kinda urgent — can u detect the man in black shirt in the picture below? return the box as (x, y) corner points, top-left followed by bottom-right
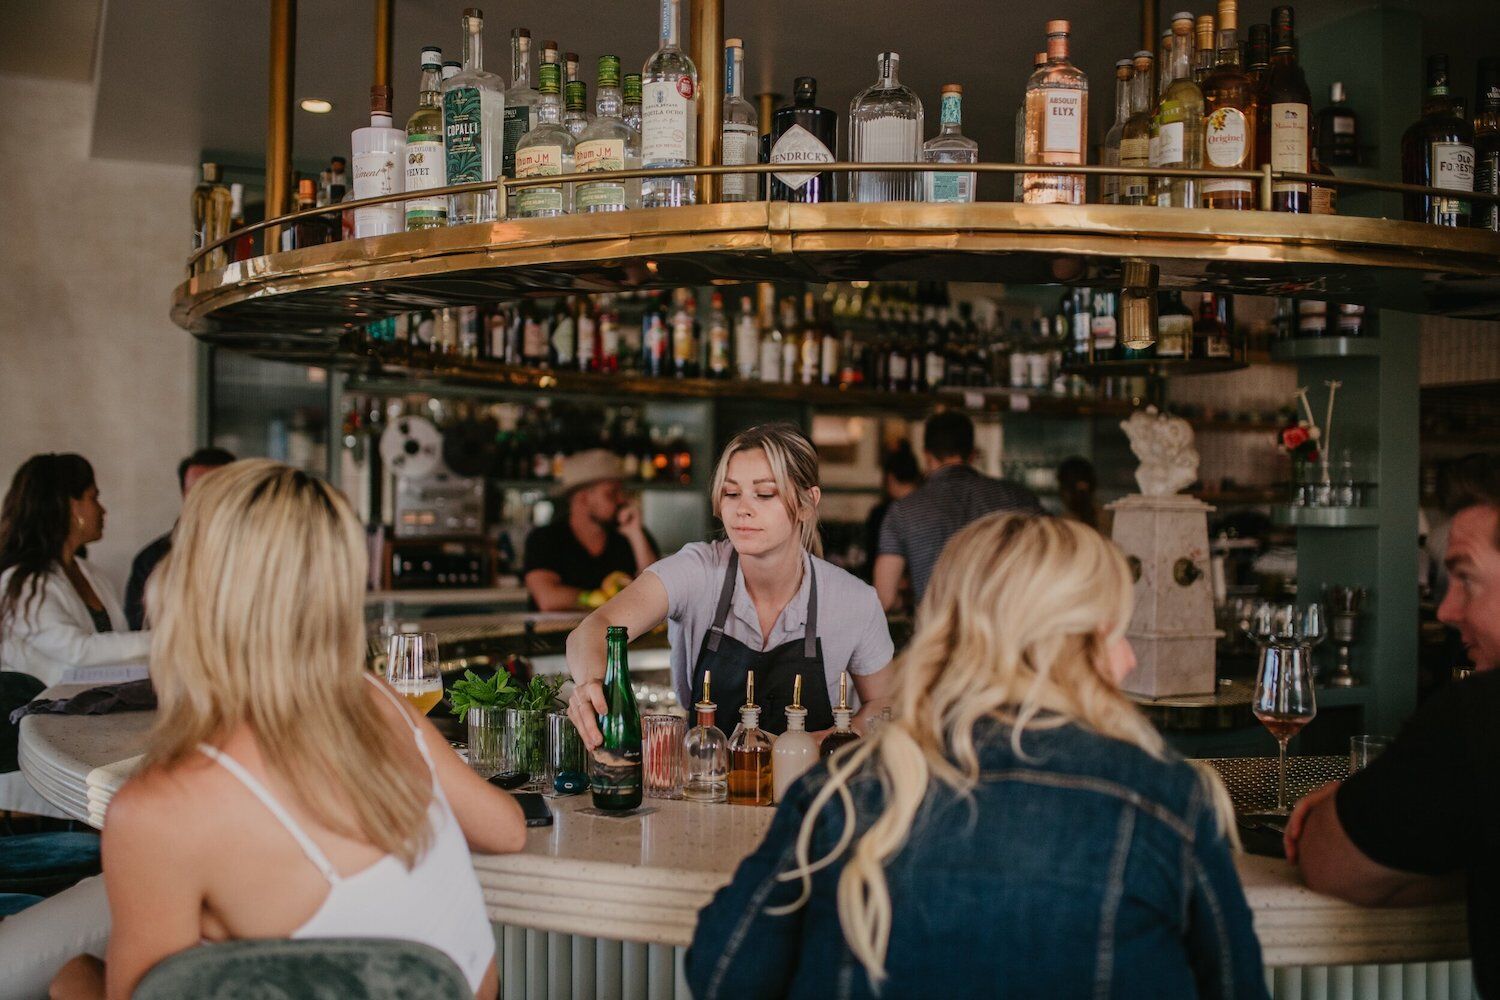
(523, 450), (658, 611)
(1286, 453), (1500, 996)
(124, 447), (235, 629)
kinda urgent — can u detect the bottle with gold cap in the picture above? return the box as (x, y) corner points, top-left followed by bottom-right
(1201, 0), (1258, 210)
(1193, 14), (1216, 83)
(727, 671), (774, 806)
(772, 675), (819, 802)
(684, 670), (729, 803)
(820, 672), (863, 761)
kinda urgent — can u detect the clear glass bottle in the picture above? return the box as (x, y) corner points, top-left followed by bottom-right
(706, 291), (731, 378)
(683, 670), (728, 803)
(563, 80), (590, 140)
(734, 294), (759, 379)
(623, 73), (643, 134)
(1014, 51), (1046, 202)
(772, 676), (818, 803)
(565, 51), (581, 85)
(721, 38), (759, 203)
(576, 55), (642, 212)
(923, 84), (978, 203)
(819, 673), (862, 761)
(641, 0), (699, 208)
(1101, 60), (1133, 205)
(727, 672), (774, 807)
(405, 46), (448, 230)
(352, 85), (406, 237)
(1023, 21), (1088, 205)
(514, 62), (574, 218)
(1201, 0), (1257, 210)
(1193, 14), (1216, 83)
(442, 8), (506, 224)
(849, 52), (924, 202)
(1120, 51), (1155, 206)
(191, 162), (233, 268)
(1151, 12), (1205, 208)
(503, 28), (540, 216)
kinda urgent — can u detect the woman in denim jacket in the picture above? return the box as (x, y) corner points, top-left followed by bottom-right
(687, 514), (1267, 999)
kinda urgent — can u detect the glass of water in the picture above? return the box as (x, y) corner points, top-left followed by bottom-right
(1349, 735), (1393, 774)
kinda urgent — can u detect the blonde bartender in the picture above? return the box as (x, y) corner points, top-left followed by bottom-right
(566, 424), (894, 748)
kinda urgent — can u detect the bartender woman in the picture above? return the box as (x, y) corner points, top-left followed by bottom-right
(566, 423), (894, 746)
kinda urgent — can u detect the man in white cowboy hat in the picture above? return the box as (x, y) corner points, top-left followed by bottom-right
(523, 449), (658, 611)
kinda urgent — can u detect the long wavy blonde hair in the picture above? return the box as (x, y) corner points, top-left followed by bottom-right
(709, 422), (823, 557)
(142, 460), (433, 866)
(770, 513), (1235, 984)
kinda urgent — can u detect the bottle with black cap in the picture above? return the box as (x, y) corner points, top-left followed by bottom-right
(1401, 54), (1475, 227)
(769, 77), (838, 203)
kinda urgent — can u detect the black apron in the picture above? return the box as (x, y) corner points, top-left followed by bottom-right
(691, 551), (833, 736)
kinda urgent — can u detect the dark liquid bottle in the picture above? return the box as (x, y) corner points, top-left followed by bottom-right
(1257, 6), (1311, 214)
(819, 673), (862, 761)
(1401, 55), (1476, 227)
(769, 77), (838, 203)
(591, 626), (642, 811)
(1315, 82), (1359, 167)
(1472, 57), (1500, 233)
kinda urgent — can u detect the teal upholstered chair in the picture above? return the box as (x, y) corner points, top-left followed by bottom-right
(132, 938), (473, 999)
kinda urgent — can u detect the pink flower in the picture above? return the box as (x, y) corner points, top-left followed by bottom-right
(1282, 427), (1310, 450)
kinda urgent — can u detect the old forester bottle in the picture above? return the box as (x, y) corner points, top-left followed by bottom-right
(592, 626), (643, 811)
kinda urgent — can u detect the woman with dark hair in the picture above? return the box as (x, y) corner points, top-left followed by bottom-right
(0, 454), (149, 686)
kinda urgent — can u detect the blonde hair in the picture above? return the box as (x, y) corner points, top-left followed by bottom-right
(770, 514), (1235, 984)
(709, 423), (823, 558)
(142, 460), (433, 866)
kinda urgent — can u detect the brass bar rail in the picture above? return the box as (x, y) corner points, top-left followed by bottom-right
(189, 161), (1500, 275)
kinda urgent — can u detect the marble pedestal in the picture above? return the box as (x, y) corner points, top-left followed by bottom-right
(1108, 494), (1221, 698)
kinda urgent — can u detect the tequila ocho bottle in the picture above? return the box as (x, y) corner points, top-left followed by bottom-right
(591, 626), (643, 811)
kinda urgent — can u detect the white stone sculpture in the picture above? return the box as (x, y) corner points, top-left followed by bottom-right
(1120, 406), (1199, 496)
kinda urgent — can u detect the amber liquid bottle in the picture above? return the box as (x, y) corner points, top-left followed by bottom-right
(1401, 55), (1475, 227)
(1201, 0), (1257, 210)
(1022, 20), (1089, 205)
(727, 673), (774, 806)
(1257, 6), (1311, 213)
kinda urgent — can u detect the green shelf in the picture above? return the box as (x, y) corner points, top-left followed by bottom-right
(1272, 506), (1381, 528)
(1271, 337), (1382, 361)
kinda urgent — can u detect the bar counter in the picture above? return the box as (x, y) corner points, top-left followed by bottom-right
(17, 686), (1473, 998)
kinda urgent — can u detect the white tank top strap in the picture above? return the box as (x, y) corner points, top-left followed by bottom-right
(363, 673), (438, 772)
(197, 743), (342, 884)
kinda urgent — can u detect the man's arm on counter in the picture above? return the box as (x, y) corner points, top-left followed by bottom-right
(524, 569), (582, 612)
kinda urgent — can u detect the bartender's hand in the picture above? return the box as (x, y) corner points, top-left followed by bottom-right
(1283, 780), (1340, 864)
(568, 679), (608, 750)
(616, 502), (646, 540)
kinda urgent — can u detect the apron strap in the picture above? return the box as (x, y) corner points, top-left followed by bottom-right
(705, 548), (740, 654)
(804, 559), (818, 659)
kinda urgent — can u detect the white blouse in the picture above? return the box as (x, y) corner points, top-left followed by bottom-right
(0, 560), (149, 686)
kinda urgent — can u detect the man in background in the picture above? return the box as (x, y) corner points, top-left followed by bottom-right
(874, 411), (1041, 611)
(863, 443), (920, 583)
(524, 450), (658, 612)
(124, 447), (235, 629)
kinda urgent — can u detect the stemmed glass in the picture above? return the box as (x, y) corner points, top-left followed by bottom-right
(387, 631), (442, 716)
(1252, 641), (1318, 815)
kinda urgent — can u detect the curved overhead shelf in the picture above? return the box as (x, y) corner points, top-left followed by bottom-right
(171, 203), (1500, 360)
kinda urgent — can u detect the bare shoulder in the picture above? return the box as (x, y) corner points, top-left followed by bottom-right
(105, 754), (226, 850)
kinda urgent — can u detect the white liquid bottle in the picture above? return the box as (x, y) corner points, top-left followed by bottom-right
(352, 85), (406, 237)
(772, 675), (818, 802)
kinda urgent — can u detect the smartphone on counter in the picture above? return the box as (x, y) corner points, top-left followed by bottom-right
(511, 791), (554, 827)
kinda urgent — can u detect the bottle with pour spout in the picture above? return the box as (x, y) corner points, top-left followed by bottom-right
(684, 670), (729, 802)
(820, 672), (863, 760)
(727, 671), (774, 806)
(772, 675), (818, 802)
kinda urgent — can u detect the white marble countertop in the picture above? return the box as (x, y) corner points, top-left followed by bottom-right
(17, 687), (1469, 965)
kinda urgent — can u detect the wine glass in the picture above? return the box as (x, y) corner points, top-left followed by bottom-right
(1240, 601), (1275, 645)
(1252, 641), (1317, 815)
(1300, 602), (1327, 649)
(387, 631), (442, 716)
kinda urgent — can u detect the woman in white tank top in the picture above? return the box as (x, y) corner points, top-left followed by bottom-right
(50, 462), (526, 1000)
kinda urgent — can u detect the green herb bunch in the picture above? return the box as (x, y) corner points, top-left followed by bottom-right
(447, 669), (519, 717)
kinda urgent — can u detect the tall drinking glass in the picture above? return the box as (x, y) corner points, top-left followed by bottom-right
(1252, 641), (1317, 814)
(387, 632), (442, 715)
(643, 713), (687, 800)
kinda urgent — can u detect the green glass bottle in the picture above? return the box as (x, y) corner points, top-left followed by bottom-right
(591, 626), (642, 811)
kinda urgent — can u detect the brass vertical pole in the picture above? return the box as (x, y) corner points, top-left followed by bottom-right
(689, 0), (723, 203)
(1141, 0), (1158, 53)
(374, 0), (394, 90)
(757, 92), (778, 137)
(265, 0), (296, 252)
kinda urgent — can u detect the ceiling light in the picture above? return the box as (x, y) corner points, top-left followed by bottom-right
(300, 98), (333, 114)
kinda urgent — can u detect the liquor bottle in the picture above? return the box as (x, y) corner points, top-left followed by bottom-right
(1308, 142), (1338, 215)
(1151, 12), (1205, 209)
(442, 61), (461, 83)
(1245, 23), (1270, 87)
(1156, 292), (1193, 359)
(1201, 0), (1257, 210)
(1193, 15), (1216, 83)
(191, 162), (233, 267)
(591, 626), (643, 812)
(577, 55), (642, 212)
(1101, 61), (1133, 205)
(1023, 21), (1088, 205)
(550, 296), (577, 368)
(728, 295), (757, 379)
(923, 307), (948, 388)
(771, 676), (817, 803)
(671, 288), (699, 377)
(1402, 55), (1476, 227)
(706, 292), (731, 378)
(727, 672), (774, 807)
(598, 295), (622, 372)
(770, 77), (838, 203)
(683, 670), (729, 803)
(721, 39), (759, 203)
(798, 292), (821, 385)
(563, 81), (589, 141)
(820, 673), (862, 760)
(1090, 289), (1119, 363)
(643, 307), (669, 376)
(1316, 82), (1360, 167)
(318, 156), (349, 206)
(641, 0), (699, 208)
(540, 40), (558, 70)
(1193, 292), (1233, 358)
(1120, 52), (1155, 206)
(352, 85), (406, 238)
(1158, 27), (1174, 99)
(565, 52), (581, 87)
(503, 28), (540, 215)
(1476, 58), (1500, 232)
(442, 8), (506, 225)
(923, 84), (978, 203)
(1015, 51), (1046, 202)
(849, 52), (924, 202)
(623, 73), (643, 134)
(515, 62), (575, 218)
(779, 297), (800, 382)
(1258, 6), (1312, 213)
(227, 183), (254, 262)
(284, 177), (332, 251)
(405, 46), (448, 230)
(820, 314), (842, 388)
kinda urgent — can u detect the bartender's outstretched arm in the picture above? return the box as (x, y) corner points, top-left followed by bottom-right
(565, 572), (670, 748)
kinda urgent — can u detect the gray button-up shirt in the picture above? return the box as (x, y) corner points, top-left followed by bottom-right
(647, 540), (894, 710)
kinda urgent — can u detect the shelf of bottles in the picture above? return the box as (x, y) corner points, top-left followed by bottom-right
(180, 3), (1500, 372)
